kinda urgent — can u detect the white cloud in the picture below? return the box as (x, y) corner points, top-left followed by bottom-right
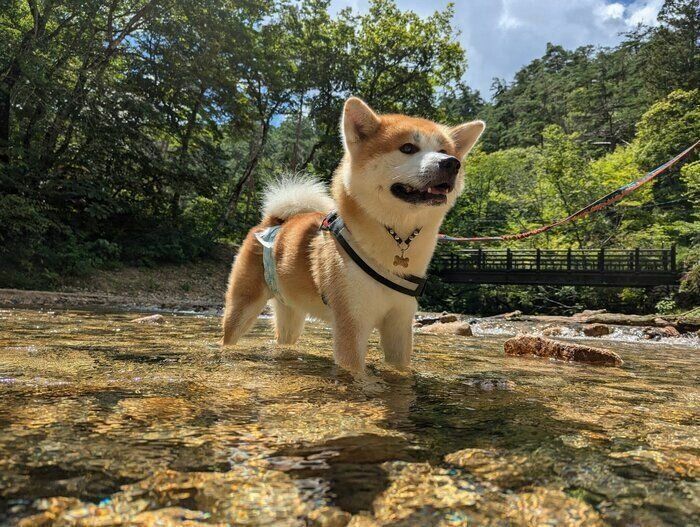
(597, 3), (625, 22)
(626, 0), (664, 27)
(329, 0), (664, 98)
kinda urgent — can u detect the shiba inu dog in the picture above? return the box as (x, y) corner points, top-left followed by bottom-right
(222, 97), (484, 372)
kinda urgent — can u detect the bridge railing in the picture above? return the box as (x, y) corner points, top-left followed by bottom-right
(434, 246), (677, 274)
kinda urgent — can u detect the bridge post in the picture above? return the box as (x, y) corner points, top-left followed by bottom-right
(536, 248), (541, 271)
(662, 248), (668, 271)
(567, 248), (572, 271)
(671, 245), (676, 272)
(635, 248), (641, 272)
(598, 248), (605, 272)
(478, 248), (483, 271)
(506, 248), (512, 270)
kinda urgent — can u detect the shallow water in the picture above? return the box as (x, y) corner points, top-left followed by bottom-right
(0, 308), (698, 526)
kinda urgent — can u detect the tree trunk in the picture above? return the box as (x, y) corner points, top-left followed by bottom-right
(216, 118), (271, 231)
(290, 92), (304, 171)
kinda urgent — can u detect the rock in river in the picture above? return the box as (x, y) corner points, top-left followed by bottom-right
(582, 323), (612, 337)
(504, 335), (623, 367)
(420, 321), (473, 336)
(643, 326), (681, 339)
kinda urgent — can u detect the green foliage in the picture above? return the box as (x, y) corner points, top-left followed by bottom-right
(0, 0), (466, 286)
(634, 89), (700, 168)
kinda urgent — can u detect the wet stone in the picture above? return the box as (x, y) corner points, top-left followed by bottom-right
(504, 335), (623, 367)
(419, 321), (473, 336)
(506, 487), (604, 526)
(643, 326), (681, 339)
(583, 323), (612, 337)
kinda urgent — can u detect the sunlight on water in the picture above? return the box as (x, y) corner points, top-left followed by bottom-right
(0, 309), (698, 526)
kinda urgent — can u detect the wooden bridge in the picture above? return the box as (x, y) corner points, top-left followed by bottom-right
(433, 247), (682, 287)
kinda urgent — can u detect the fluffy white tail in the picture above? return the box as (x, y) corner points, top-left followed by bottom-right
(262, 175), (334, 221)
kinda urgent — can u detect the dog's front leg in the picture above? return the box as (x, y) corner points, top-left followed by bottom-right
(379, 307), (415, 370)
(331, 309), (371, 373)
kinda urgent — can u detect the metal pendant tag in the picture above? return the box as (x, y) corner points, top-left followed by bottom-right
(393, 254), (409, 267)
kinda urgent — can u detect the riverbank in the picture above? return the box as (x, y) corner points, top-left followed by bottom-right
(2, 286), (698, 340)
(0, 249), (234, 313)
(1, 250), (698, 334)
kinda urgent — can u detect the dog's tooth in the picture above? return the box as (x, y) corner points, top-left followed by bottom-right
(427, 186), (449, 195)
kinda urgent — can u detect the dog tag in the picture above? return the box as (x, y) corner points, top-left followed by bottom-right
(393, 255), (409, 267)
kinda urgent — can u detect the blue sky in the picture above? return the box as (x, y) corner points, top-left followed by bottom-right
(330, 0), (664, 98)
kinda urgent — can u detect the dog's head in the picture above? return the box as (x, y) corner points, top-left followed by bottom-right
(339, 97), (484, 222)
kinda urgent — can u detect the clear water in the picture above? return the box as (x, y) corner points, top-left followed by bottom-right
(0, 309), (697, 526)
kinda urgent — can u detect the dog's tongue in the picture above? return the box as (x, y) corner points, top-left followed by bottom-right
(427, 186), (449, 195)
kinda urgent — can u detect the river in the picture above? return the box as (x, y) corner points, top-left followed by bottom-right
(0, 308), (697, 525)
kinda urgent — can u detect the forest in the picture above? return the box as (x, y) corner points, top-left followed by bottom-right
(1, 0), (698, 314)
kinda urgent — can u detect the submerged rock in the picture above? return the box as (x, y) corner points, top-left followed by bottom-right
(131, 314), (165, 324)
(420, 321), (473, 336)
(504, 335), (623, 367)
(438, 313), (458, 323)
(582, 323), (612, 337)
(309, 506), (352, 527)
(444, 448), (530, 488)
(506, 487), (604, 526)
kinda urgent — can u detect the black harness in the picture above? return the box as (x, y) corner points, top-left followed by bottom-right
(320, 211), (427, 298)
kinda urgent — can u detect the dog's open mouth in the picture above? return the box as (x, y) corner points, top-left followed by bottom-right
(390, 182), (453, 205)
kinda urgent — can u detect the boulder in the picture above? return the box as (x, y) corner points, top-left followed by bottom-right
(131, 314), (165, 324)
(504, 335), (623, 367)
(420, 321), (473, 337)
(582, 323), (612, 337)
(438, 313), (458, 324)
(503, 310), (523, 321)
(643, 326), (681, 339)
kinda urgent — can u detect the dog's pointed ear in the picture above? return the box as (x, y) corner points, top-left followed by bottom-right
(450, 120), (486, 160)
(342, 97), (380, 146)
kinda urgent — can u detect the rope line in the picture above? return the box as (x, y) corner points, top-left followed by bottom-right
(438, 140), (700, 243)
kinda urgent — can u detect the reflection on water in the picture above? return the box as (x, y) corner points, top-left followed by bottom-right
(0, 309), (697, 526)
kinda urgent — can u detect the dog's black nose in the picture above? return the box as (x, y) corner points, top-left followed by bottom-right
(439, 156), (461, 175)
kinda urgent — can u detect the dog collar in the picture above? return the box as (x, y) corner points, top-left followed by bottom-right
(320, 211), (427, 297)
(385, 225), (421, 268)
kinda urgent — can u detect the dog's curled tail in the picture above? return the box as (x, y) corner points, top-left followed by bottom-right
(262, 175), (335, 223)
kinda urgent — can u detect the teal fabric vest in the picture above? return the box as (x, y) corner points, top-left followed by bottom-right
(254, 226), (284, 301)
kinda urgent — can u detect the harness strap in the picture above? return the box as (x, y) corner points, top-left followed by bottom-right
(254, 225), (285, 302)
(320, 211), (427, 298)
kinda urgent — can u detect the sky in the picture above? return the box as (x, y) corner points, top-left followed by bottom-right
(330, 0), (664, 98)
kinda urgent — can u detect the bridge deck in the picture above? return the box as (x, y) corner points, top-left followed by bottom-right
(434, 247), (681, 287)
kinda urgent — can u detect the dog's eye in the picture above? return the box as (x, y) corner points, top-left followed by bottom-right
(399, 143), (419, 154)
(438, 149), (447, 154)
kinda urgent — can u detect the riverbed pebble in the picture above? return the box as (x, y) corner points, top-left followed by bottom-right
(504, 335), (623, 367)
(131, 314), (165, 324)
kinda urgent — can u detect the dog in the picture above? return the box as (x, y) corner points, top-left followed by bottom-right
(222, 97), (484, 372)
